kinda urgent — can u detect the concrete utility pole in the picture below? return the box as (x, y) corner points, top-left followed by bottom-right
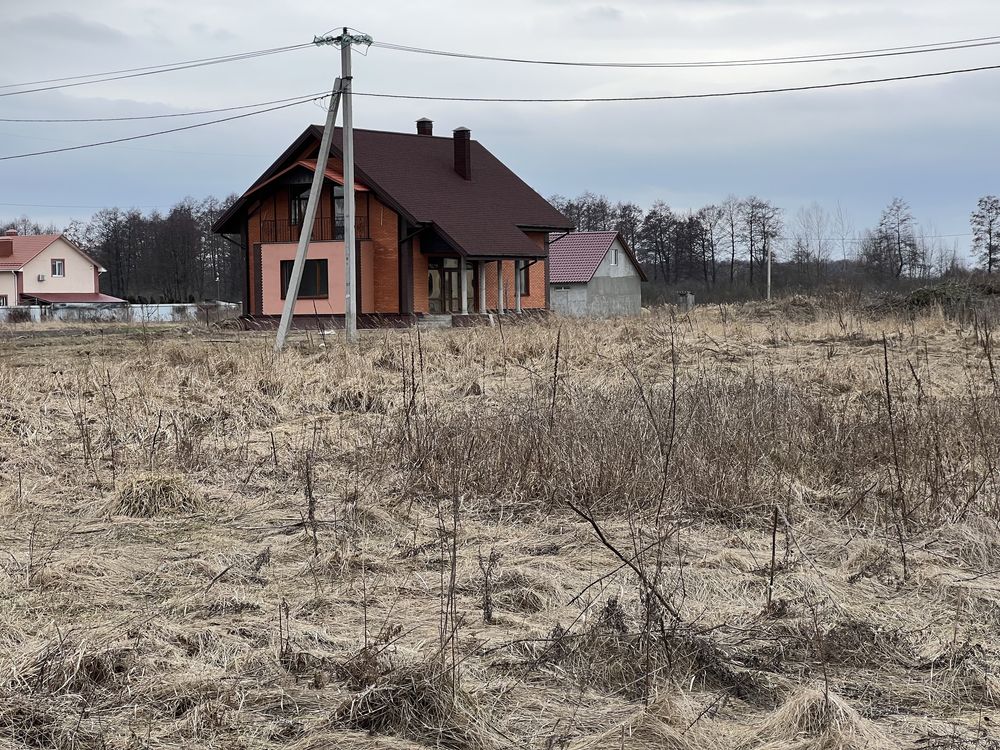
(274, 77), (343, 352)
(275, 29), (371, 352)
(766, 240), (772, 301)
(340, 28), (358, 344)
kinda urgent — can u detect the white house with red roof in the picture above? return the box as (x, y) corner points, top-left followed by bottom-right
(548, 231), (646, 317)
(0, 230), (123, 308)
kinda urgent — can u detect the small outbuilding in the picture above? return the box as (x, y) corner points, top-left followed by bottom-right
(548, 231), (646, 317)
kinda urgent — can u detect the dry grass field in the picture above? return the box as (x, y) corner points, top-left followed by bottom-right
(2, 297), (1000, 750)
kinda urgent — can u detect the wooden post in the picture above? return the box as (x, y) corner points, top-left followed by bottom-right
(459, 256), (468, 315)
(496, 260), (504, 314)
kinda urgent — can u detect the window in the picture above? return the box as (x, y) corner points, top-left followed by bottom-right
(0, 295), (7, 307)
(289, 185), (310, 226)
(518, 260), (531, 296)
(280, 259), (329, 299)
(51, 259), (66, 277)
(610, 245), (619, 266)
(290, 184), (345, 240)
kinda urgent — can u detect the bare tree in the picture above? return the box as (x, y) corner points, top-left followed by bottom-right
(878, 198), (919, 278)
(696, 205), (723, 286)
(792, 203), (833, 282)
(971, 195), (1000, 274)
(614, 201), (644, 251)
(720, 196), (741, 284)
(639, 201), (675, 282)
(833, 201), (855, 263)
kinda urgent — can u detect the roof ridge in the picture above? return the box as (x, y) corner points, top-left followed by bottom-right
(320, 124), (479, 142)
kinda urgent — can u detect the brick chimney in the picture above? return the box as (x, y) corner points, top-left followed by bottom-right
(416, 117), (433, 136)
(0, 237), (12, 257)
(453, 127), (471, 180)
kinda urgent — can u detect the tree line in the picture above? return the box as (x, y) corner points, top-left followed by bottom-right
(4, 191), (999, 304)
(550, 192), (1000, 295)
(3, 196), (240, 303)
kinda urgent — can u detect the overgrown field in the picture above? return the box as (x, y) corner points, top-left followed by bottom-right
(3, 297), (1000, 749)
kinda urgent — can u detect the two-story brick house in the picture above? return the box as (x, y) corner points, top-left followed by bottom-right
(213, 119), (574, 324)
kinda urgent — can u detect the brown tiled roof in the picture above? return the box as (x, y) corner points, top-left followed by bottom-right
(549, 231), (648, 283)
(0, 234), (61, 270)
(215, 125), (573, 258)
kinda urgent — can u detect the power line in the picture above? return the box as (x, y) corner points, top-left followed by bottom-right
(353, 62), (1000, 103)
(373, 33), (1000, 68)
(0, 91), (328, 123)
(0, 95), (325, 161)
(0, 43), (315, 98)
(3, 62), (998, 162)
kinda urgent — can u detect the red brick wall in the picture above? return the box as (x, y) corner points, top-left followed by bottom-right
(481, 258), (547, 310)
(412, 236), (429, 314)
(368, 195), (399, 314)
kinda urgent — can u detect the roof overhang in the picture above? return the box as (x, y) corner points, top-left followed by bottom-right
(22, 292), (126, 304)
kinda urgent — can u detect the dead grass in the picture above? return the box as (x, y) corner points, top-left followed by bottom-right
(1, 301), (1000, 749)
(738, 687), (898, 750)
(108, 472), (202, 517)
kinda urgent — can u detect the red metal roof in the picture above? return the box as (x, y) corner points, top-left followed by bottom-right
(0, 234), (61, 270)
(549, 231), (619, 283)
(22, 292), (126, 304)
(242, 159), (369, 197)
(549, 231), (648, 283)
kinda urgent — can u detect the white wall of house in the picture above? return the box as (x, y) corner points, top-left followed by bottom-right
(551, 238), (643, 317)
(20, 238), (99, 296)
(0, 272), (16, 305)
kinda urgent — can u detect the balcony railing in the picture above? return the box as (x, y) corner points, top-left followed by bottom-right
(260, 216), (370, 244)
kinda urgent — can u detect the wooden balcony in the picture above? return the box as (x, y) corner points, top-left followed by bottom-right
(260, 216), (370, 244)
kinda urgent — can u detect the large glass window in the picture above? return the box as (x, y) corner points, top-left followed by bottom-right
(280, 259), (329, 299)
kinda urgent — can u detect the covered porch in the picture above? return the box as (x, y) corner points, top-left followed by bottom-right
(426, 255), (542, 315)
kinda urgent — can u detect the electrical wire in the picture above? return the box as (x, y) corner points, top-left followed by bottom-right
(0, 43), (315, 98)
(0, 95), (325, 161)
(353, 62), (1000, 103)
(373, 34), (1000, 68)
(3, 61), (999, 161)
(0, 91), (328, 123)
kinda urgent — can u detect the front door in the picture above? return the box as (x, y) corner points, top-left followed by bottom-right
(428, 258), (474, 313)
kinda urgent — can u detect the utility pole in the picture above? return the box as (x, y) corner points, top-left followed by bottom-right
(275, 29), (371, 352)
(766, 240), (772, 301)
(340, 28), (358, 344)
(274, 76), (343, 352)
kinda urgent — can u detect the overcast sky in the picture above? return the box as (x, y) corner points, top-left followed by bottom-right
(2, 0), (998, 257)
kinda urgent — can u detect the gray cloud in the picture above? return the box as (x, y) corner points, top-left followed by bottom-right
(7, 12), (129, 44)
(0, 0), (997, 256)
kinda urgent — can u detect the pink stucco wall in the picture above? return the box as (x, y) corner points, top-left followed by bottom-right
(261, 242), (346, 316)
